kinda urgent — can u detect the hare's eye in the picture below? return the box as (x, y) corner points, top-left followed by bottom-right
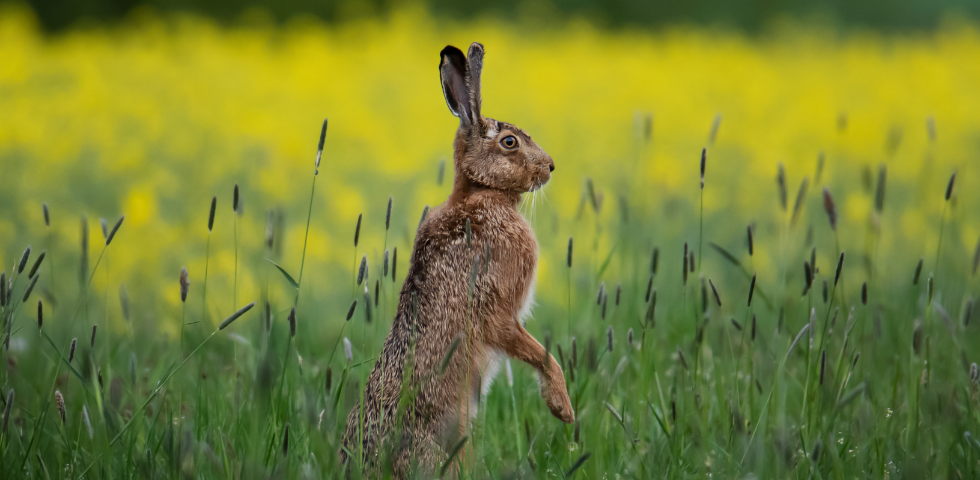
(500, 136), (518, 149)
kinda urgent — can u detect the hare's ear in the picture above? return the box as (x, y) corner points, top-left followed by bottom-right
(466, 42), (484, 123)
(440, 46), (473, 125)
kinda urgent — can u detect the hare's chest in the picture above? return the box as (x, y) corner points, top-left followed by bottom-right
(518, 275), (535, 326)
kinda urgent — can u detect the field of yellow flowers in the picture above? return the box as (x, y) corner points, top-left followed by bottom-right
(2, 2), (980, 477)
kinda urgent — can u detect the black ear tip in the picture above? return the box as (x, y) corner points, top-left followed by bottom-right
(440, 45), (465, 62)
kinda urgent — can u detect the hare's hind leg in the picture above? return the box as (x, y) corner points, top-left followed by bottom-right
(390, 431), (446, 479)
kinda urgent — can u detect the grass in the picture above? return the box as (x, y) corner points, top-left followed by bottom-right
(2, 9), (980, 479)
(1, 115), (977, 479)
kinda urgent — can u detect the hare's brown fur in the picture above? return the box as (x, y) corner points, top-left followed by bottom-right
(341, 42), (572, 478)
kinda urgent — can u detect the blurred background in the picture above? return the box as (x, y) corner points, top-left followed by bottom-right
(2, 0), (980, 476)
(0, 0), (977, 353)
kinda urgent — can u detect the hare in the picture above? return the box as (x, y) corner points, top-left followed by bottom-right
(341, 42), (573, 478)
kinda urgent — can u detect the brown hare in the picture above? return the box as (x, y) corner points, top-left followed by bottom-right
(341, 42), (573, 478)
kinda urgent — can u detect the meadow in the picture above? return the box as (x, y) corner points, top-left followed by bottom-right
(1, 3), (980, 478)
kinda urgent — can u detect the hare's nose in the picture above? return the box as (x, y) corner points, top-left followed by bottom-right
(549, 163), (555, 172)
(544, 157), (555, 172)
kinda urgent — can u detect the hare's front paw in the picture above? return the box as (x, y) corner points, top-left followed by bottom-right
(542, 360), (575, 423)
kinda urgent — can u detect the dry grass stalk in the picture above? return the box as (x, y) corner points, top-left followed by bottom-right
(180, 268), (190, 302)
(55, 390), (66, 424)
(354, 213), (362, 247)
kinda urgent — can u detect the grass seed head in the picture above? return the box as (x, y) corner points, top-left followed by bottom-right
(43, 203), (49, 226)
(282, 424), (289, 456)
(105, 216), (124, 245)
(708, 113), (721, 144)
(946, 172), (956, 201)
(383, 249), (389, 277)
(567, 237), (573, 268)
(363, 286), (373, 323)
(791, 177), (810, 225)
(709, 279), (722, 307)
(645, 275), (654, 303)
(17, 245), (31, 274)
(928, 275), (934, 304)
(0, 271), (5, 307)
(208, 196), (216, 232)
(748, 272), (756, 307)
(384, 195), (394, 231)
(676, 347), (688, 370)
(392, 247), (398, 282)
(646, 289), (657, 328)
(965, 299), (973, 327)
(913, 258), (924, 285)
(100, 218), (108, 240)
(419, 205), (429, 229)
(699, 147), (706, 190)
(90, 325), (97, 348)
(37, 300), (42, 329)
(730, 318), (742, 331)
(325, 366), (332, 393)
(264, 301), (271, 331)
(913, 320), (923, 355)
(601, 292), (608, 320)
(343, 337), (352, 362)
(374, 280), (379, 308)
(683, 243), (689, 286)
(689, 251), (695, 273)
(822, 187), (837, 230)
(747, 225), (754, 256)
(751, 314), (757, 341)
(346, 300), (357, 321)
(55, 390), (65, 424)
(701, 278), (708, 312)
(606, 326), (614, 352)
(777, 163), (787, 211)
(787, 323), (810, 359)
(233, 184), (239, 213)
(69, 338), (77, 362)
(22, 273), (38, 302)
(219, 302), (255, 330)
(357, 255), (368, 286)
(596, 281), (605, 305)
(835, 252), (845, 287)
(265, 210), (275, 250)
(822, 280), (829, 303)
(973, 236), (980, 276)
(315, 118), (328, 171)
(615, 284), (621, 306)
(354, 213), (362, 247)
(874, 165), (887, 213)
(288, 307), (296, 337)
(861, 282), (868, 305)
(179, 267), (190, 302)
(651, 247), (659, 274)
